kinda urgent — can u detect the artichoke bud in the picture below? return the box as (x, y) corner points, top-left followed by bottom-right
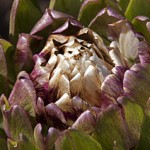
(30, 27), (114, 127)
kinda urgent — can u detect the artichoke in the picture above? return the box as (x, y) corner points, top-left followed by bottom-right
(1, 0), (150, 150)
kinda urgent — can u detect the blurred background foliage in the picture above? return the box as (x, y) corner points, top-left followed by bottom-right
(0, 0), (49, 39)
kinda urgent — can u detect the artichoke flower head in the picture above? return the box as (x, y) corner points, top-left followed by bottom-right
(29, 10), (114, 129)
(32, 28), (112, 106)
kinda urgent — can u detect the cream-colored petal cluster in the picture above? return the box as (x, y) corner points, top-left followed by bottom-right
(34, 28), (112, 113)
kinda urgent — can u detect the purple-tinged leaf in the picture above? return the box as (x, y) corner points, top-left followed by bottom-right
(15, 33), (42, 74)
(30, 62), (49, 81)
(33, 54), (45, 66)
(72, 110), (96, 134)
(147, 22), (150, 32)
(36, 97), (45, 116)
(89, 7), (124, 39)
(30, 9), (54, 35)
(112, 66), (127, 81)
(72, 96), (89, 112)
(30, 64), (50, 102)
(52, 19), (83, 35)
(108, 20), (132, 41)
(45, 127), (60, 150)
(101, 73), (124, 106)
(138, 41), (150, 63)
(123, 63), (150, 107)
(30, 9), (82, 36)
(15, 34), (33, 73)
(91, 106), (101, 119)
(45, 103), (66, 124)
(8, 71), (36, 117)
(34, 123), (60, 150)
(34, 123), (45, 150)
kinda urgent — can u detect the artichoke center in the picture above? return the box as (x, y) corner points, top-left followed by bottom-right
(31, 28), (113, 110)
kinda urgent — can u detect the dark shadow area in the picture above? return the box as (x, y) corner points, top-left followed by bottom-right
(0, 0), (50, 40)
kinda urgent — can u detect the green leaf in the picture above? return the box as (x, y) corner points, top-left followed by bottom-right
(7, 139), (17, 150)
(0, 39), (16, 82)
(118, 98), (144, 148)
(93, 104), (129, 150)
(117, 0), (130, 13)
(0, 40), (13, 54)
(125, 0), (150, 21)
(0, 128), (7, 139)
(78, 0), (103, 26)
(55, 129), (102, 150)
(3, 106), (37, 150)
(9, 0), (42, 44)
(0, 94), (11, 111)
(4, 106), (33, 140)
(0, 45), (7, 78)
(137, 114), (150, 149)
(0, 137), (8, 150)
(0, 75), (8, 96)
(0, 45), (8, 95)
(132, 16), (150, 43)
(49, 0), (83, 18)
